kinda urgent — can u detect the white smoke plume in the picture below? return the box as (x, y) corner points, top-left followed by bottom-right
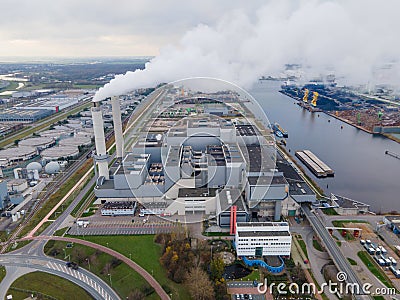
(93, 0), (400, 101)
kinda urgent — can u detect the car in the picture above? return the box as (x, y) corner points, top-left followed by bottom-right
(139, 213), (145, 217)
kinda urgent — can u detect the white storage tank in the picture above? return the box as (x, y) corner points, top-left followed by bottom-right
(45, 161), (61, 174)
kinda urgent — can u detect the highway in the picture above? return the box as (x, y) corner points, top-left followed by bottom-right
(301, 204), (371, 299)
(0, 254), (119, 300)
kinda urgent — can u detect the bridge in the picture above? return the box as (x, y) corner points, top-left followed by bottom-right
(301, 204), (371, 299)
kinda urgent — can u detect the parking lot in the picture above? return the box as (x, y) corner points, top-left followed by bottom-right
(68, 214), (178, 236)
(227, 281), (267, 300)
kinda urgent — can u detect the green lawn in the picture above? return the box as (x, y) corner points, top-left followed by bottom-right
(297, 238), (309, 259)
(7, 271), (92, 300)
(347, 257), (357, 265)
(76, 235), (191, 300)
(321, 207), (338, 215)
(44, 240), (158, 299)
(0, 266), (6, 283)
(357, 251), (396, 290)
(241, 269), (261, 281)
(0, 81), (18, 92)
(312, 238), (324, 252)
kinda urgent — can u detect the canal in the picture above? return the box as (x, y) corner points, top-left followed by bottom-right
(250, 81), (400, 213)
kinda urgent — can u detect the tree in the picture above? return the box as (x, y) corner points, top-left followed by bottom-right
(210, 257), (225, 280)
(185, 266), (215, 300)
(72, 247), (86, 264)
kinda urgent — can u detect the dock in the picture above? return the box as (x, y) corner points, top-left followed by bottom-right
(295, 150), (334, 177)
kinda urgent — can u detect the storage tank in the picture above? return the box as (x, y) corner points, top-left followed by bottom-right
(26, 162), (42, 172)
(45, 161), (61, 174)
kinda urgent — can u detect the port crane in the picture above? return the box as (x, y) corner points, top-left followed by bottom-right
(311, 91), (319, 107)
(302, 88), (309, 102)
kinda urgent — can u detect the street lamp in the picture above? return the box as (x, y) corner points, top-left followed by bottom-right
(108, 273), (112, 286)
(86, 258), (91, 271)
(129, 253), (132, 260)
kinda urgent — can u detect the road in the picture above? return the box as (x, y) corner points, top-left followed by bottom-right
(301, 204), (371, 299)
(20, 235), (171, 300)
(0, 253), (119, 300)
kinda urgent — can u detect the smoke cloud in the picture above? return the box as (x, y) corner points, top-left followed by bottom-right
(93, 0), (400, 101)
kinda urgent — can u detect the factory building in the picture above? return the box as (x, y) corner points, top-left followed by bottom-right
(0, 108), (52, 123)
(94, 108), (286, 222)
(0, 180), (8, 209)
(235, 222), (292, 257)
(90, 89), (314, 240)
(7, 179), (28, 193)
(101, 201), (136, 216)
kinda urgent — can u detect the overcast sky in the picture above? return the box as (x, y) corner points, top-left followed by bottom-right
(0, 0), (268, 57)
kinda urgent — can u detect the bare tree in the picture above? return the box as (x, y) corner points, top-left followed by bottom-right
(185, 266), (215, 300)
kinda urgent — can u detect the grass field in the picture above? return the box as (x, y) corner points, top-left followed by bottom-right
(0, 81), (18, 92)
(0, 266), (6, 283)
(321, 207), (339, 215)
(357, 251), (396, 290)
(347, 257), (357, 265)
(297, 238), (309, 259)
(7, 271), (92, 300)
(44, 240), (159, 299)
(75, 235), (191, 300)
(312, 238), (324, 252)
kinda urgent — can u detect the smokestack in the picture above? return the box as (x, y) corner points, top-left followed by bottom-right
(111, 96), (124, 158)
(91, 102), (109, 180)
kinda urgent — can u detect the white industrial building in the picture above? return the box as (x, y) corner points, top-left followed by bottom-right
(101, 201), (136, 216)
(90, 91), (314, 230)
(235, 222), (292, 257)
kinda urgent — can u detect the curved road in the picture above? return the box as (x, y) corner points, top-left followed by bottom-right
(21, 235), (170, 300)
(0, 254), (119, 300)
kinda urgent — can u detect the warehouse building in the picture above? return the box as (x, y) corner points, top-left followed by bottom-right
(0, 108), (52, 123)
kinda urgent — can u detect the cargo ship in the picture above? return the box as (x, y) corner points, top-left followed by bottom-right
(271, 122), (288, 138)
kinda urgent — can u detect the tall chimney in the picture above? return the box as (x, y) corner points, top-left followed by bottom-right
(91, 102), (109, 179)
(111, 96), (124, 158)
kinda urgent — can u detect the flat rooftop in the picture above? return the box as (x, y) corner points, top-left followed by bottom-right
(248, 175), (287, 185)
(333, 194), (370, 209)
(178, 187), (217, 198)
(237, 231), (291, 237)
(237, 222), (289, 227)
(235, 124), (257, 136)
